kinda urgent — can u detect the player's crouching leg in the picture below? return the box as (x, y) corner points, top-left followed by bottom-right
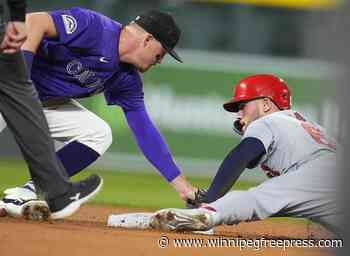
(77, 118), (113, 156)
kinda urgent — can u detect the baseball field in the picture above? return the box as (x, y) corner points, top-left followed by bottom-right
(0, 160), (337, 256)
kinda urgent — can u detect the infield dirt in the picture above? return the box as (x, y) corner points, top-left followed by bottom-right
(0, 204), (337, 256)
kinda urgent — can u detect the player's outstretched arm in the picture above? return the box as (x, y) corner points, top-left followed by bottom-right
(21, 12), (58, 53)
(124, 108), (197, 201)
(204, 137), (266, 203)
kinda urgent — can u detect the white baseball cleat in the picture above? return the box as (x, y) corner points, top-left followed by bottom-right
(150, 207), (216, 232)
(3, 197), (50, 221)
(3, 180), (37, 200)
(21, 200), (51, 221)
(1, 184), (38, 219)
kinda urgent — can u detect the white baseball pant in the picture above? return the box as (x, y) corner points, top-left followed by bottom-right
(0, 99), (112, 155)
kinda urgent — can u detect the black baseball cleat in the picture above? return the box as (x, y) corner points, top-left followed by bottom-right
(48, 174), (103, 220)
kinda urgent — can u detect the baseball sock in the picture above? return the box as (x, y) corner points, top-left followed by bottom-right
(56, 141), (100, 177)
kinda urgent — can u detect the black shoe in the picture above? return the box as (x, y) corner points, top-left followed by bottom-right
(48, 174), (103, 219)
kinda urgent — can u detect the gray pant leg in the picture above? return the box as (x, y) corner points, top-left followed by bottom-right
(210, 190), (262, 225)
(209, 174), (302, 226)
(0, 51), (70, 200)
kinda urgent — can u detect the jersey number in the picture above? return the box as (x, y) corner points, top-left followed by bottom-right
(301, 122), (336, 150)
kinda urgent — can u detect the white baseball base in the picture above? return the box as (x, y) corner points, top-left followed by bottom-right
(107, 213), (153, 229)
(107, 212), (214, 235)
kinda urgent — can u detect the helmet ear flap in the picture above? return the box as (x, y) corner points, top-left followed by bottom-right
(282, 91), (290, 101)
(279, 91), (291, 110)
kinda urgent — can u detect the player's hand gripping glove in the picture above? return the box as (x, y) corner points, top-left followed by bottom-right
(186, 188), (207, 209)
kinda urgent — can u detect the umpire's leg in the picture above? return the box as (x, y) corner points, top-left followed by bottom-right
(0, 51), (70, 200)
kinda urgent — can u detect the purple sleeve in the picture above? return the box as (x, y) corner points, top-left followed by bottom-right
(49, 8), (102, 48)
(124, 109), (181, 182)
(104, 67), (145, 111)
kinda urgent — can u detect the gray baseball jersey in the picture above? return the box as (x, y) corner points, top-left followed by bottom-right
(242, 110), (336, 177)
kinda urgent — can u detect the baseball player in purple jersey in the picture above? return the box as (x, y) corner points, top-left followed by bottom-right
(0, 8), (199, 213)
(151, 74), (341, 235)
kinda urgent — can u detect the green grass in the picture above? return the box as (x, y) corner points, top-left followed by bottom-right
(0, 159), (314, 225)
(0, 159), (257, 209)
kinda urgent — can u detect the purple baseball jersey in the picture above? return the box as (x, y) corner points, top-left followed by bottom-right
(31, 7), (144, 111)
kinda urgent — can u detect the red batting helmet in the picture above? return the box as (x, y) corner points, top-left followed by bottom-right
(223, 74), (292, 112)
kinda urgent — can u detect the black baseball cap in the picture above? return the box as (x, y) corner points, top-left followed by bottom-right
(133, 10), (183, 63)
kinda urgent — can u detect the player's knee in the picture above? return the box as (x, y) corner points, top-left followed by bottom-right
(81, 119), (113, 155)
(103, 125), (113, 152)
(95, 121), (113, 154)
